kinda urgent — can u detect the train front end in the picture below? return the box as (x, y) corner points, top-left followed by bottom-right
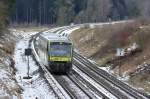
(48, 41), (73, 73)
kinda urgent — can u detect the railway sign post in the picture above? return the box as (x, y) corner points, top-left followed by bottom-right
(25, 48), (32, 56)
(116, 48), (125, 77)
(23, 48), (32, 79)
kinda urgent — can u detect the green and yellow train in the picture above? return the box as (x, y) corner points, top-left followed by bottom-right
(35, 32), (73, 74)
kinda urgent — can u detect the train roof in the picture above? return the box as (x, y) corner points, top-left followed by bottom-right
(39, 32), (71, 42)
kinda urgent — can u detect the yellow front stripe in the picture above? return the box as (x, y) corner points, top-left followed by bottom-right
(50, 57), (71, 62)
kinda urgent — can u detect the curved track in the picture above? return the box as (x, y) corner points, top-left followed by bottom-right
(31, 25), (149, 99)
(73, 52), (149, 99)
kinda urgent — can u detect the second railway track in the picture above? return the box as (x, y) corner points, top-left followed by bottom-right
(73, 52), (149, 99)
(30, 25), (149, 99)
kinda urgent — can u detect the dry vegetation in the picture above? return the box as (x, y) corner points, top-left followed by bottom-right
(0, 29), (21, 98)
(0, 1), (22, 97)
(70, 19), (150, 94)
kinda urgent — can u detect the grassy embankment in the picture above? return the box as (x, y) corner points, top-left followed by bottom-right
(70, 19), (150, 93)
(0, 1), (22, 98)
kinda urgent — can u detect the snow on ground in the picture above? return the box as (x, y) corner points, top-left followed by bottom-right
(13, 30), (57, 99)
(0, 63), (19, 99)
(0, 30), (21, 98)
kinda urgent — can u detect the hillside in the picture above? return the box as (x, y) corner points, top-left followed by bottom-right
(0, 0), (22, 98)
(70, 19), (150, 94)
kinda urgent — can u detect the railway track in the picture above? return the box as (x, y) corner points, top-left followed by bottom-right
(30, 25), (149, 99)
(31, 26), (100, 99)
(73, 59), (130, 99)
(73, 52), (149, 99)
(53, 69), (111, 99)
(68, 70), (109, 99)
(41, 26), (111, 99)
(53, 75), (91, 99)
(31, 27), (73, 99)
(31, 26), (110, 98)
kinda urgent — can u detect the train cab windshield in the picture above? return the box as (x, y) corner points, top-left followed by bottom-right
(49, 42), (72, 57)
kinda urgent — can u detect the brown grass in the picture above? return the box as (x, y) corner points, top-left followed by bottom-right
(70, 20), (150, 94)
(0, 34), (16, 55)
(71, 21), (139, 61)
(0, 31), (21, 98)
(71, 20), (150, 66)
(129, 71), (150, 93)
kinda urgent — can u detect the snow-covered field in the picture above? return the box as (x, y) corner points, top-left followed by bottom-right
(0, 63), (19, 99)
(12, 29), (57, 99)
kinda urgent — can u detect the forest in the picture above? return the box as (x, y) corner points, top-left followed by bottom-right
(1, 0), (150, 26)
(0, 0), (15, 33)
(10, 0), (137, 25)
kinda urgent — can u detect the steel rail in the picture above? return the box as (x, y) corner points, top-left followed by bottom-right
(73, 59), (130, 99)
(73, 52), (149, 99)
(68, 70), (109, 99)
(53, 75), (85, 99)
(31, 28), (72, 99)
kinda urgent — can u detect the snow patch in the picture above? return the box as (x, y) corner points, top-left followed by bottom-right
(13, 30), (56, 99)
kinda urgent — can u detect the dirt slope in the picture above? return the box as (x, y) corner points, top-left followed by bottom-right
(70, 20), (150, 94)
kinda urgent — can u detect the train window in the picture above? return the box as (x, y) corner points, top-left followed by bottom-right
(49, 42), (72, 57)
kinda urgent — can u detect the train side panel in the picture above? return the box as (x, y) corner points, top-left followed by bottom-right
(36, 36), (49, 66)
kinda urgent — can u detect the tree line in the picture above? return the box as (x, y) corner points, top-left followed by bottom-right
(10, 0), (150, 25)
(0, 0), (15, 34)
